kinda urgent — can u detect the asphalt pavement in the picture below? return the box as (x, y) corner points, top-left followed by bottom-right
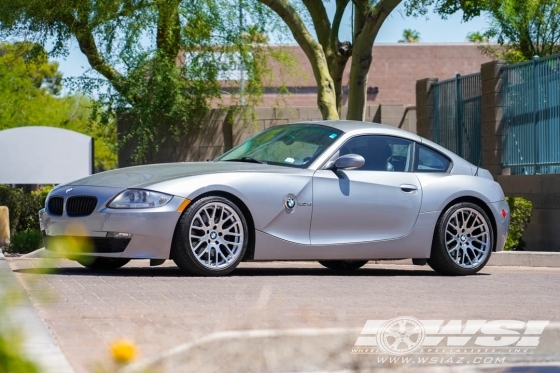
(4, 258), (560, 373)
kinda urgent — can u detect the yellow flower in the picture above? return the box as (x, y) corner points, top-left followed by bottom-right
(109, 338), (137, 363)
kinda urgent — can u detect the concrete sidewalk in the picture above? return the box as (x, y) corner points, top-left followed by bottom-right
(0, 257), (74, 373)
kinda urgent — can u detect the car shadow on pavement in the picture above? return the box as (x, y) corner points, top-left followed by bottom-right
(13, 265), (489, 277)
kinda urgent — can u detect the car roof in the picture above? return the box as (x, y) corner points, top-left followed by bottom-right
(296, 120), (421, 141)
(305, 120), (396, 132)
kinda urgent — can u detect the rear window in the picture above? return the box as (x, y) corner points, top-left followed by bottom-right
(415, 144), (450, 172)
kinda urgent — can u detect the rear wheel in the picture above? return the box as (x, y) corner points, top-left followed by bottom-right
(172, 196), (249, 276)
(76, 257), (130, 270)
(318, 260), (369, 270)
(428, 202), (494, 276)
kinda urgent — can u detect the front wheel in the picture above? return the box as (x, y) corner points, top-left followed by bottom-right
(76, 257), (130, 270)
(172, 196), (249, 276)
(428, 202), (494, 276)
(318, 260), (369, 270)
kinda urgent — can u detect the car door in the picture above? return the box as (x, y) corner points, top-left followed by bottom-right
(310, 135), (423, 245)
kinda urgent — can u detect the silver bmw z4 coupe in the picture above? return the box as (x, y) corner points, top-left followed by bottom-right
(39, 121), (510, 276)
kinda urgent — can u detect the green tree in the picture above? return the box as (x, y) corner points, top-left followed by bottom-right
(473, 0), (560, 63)
(399, 29), (420, 42)
(0, 0), (283, 163)
(255, 0), (403, 120)
(466, 31), (488, 43)
(409, 0), (560, 63)
(0, 42), (116, 171)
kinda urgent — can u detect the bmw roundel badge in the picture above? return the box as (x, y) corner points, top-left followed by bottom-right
(285, 198), (296, 209)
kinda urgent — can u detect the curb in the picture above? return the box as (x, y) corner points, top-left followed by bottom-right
(0, 259), (74, 373)
(372, 251), (560, 268)
(487, 251), (560, 267)
(20, 248), (58, 259)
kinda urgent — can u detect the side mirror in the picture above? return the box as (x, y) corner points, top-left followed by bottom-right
(332, 154), (365, 170)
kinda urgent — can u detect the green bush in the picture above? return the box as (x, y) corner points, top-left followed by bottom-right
(0, 290), (40, 373)
(0, 185), (51, 235)
(5, 229), (44, 254)
(504, 196), (533, 251)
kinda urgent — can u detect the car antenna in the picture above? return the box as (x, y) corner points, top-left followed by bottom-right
(475, 138), (483, 176)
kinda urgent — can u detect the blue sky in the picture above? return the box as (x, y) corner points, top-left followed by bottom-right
(54, 3), (490, 79)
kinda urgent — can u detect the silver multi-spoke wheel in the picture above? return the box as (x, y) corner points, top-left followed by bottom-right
(428, 202), (494, 276)
(444, 207), (490, 269)
(188, 201), (245, 270)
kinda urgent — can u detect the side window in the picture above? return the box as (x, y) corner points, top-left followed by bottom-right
(339, 135), (413, 172)
(415, 144), (451, 172)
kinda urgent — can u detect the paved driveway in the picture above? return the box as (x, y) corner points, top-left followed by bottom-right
(7, 259), (560, 373)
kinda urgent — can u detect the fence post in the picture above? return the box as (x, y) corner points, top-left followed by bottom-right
(532, 56), (539, 173)
(416, 78), (438, 140)
(455, 74), (463, 157)
(481, 60), (507, 177)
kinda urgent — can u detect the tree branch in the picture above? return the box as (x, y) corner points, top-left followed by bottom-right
(301, 0), (331, 54)
(156, 0), (182, 61)
(61, 15), (132, 103)
(90, 0), (152, 29)
(361, 0), (402, 41)
(256, 0), (338, 119)
(330, 0), (350, 55)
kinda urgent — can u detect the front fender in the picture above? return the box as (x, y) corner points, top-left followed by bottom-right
(148, 172), (314, 244)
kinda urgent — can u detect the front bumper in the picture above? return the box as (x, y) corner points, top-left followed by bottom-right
(39, 186), (186, 259)
(488, 200), (510, 252)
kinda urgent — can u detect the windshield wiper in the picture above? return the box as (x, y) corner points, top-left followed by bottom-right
(224, 157), (267, 164)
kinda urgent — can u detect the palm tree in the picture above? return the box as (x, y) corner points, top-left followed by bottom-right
(399, 29), (420, 43)
(467, 32), (489, 43)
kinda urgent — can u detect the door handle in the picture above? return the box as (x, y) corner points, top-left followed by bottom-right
(400, 184), (418, 193)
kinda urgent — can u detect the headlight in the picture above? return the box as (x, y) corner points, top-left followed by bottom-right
(108, 189), (173, 209)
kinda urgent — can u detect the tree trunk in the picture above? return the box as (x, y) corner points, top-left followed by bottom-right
(346, 0), (402, 121)
(346, 37), (373, 120)
(330, 46), (351, 115)
(256, 0), (339, 120)
(314, 47), (339, 120)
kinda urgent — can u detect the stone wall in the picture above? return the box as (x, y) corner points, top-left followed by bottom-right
(117, 104), (417, 167)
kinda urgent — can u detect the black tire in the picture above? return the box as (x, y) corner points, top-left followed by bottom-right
(318, 260), (369, 270)
(172, 196), (249, 276)
(76, 257), (130, 270)
(427, 202), (494, 276)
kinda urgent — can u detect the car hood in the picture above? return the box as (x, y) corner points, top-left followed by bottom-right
(58, 162), (300, 189)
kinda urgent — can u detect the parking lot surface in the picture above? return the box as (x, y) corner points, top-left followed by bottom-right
(7, 258), (560, 372)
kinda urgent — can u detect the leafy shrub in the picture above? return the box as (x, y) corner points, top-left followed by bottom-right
(0, 290), (40, 373)
(0, 185), (51, 235)
(0, 185), (25, 235)
(504, 197), (533, 251)
(5, 229), (43, 254)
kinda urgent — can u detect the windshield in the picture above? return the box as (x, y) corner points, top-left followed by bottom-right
(216, 124), (342, 168)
